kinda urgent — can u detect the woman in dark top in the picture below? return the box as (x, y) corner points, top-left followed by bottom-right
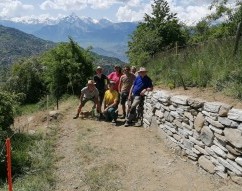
(93, 66), (109, 110)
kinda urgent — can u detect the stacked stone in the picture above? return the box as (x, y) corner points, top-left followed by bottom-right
(143, 90), (242, 184)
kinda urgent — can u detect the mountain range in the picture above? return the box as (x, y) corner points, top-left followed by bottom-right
(0, 13), (138, 62)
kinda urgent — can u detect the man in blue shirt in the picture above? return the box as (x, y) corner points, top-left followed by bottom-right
(125, 67), (153, 126)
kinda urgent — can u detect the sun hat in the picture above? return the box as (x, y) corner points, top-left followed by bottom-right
(96, 66), (102, 70)
(87, 80), (96, 85)
(138, 67), (148, 73)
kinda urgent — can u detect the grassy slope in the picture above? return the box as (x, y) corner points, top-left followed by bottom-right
(147, 37), (242, 99)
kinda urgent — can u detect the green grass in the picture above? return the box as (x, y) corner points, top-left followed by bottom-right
(147, 37), (242, 99)
(0, 126), (57, 191)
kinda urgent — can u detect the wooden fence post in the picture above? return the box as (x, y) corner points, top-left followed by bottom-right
(5, 138), (13, 191)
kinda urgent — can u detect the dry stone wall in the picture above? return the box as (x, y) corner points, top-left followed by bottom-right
(143, 90), (242, 183)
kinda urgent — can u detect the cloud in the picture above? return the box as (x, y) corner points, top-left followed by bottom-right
(116, 1), (151, 22)
(0, 0), (34, 18)
(171, 4), (212, 25)
(40, 0), (88, 11)
(40, 0), (120, 11)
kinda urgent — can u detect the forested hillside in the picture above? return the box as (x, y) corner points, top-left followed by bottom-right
(0, 25), (55, 66)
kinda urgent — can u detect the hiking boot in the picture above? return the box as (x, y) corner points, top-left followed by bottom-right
(73, 115), (79, 119)
(120, 114), (126, 119)
(111, 119), (117, 126)
(124, 121), (130, 127)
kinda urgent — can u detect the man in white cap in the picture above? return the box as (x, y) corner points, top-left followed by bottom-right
(124, 67), (153, 126)
(73, 80), (101, 119)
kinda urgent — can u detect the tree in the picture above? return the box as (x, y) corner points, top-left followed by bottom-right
(5, 57), (46, 104)
(127, 0), (186, 65)
(207, 0), (242, 36)
(41, 38), (94, 98)
(0, 92), (17, 130)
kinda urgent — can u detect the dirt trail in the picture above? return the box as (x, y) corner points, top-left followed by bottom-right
(52, 101), (241, 191)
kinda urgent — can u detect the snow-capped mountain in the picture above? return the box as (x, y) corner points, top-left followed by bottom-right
(0, 14), (137, 61)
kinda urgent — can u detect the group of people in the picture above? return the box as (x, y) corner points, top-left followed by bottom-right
(73, 65), (153, 127)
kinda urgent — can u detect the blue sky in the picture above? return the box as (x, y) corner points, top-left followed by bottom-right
(0, 0), (236, 25)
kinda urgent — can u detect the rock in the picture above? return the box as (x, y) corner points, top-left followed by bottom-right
(184, 112), (194, 121)
(49, 110), (63, 120)
(194, 112), (205, 132)
(206, 117), (224, 128)
(155, 110), (164, 118)
(226, 145), (242, 156)
(190, 109), (198, 116)
(170, 111), (180, 118)
(205, 146), (216, 157)
(174, 120), (182, 128)
(216, 171), (228, 179)
(203, 102), (222, 113)
(218, 104), (232, 117)
(182, 122), (193, 130)
(198, 156), (215, 174)
(218, 117), (234, 127)
(218, 157), (242, 175)
(227, 153), (237, 160)
(214, 133), (227, 143)
(182, 139), (194, 150)
(199, 126), (214, 146)
(211, 145), (227, 158)
(177, 128), (192, 138)
(213, 139), (227, 152)
(224, 128), (242, 148)
(194, 145), (208, 155)
(189, 136), (204, 147)
(155, 102), (161, 110)
(170, 95), (189, 105)
(173, 134), (182, 142)
(235, 157), (242, 167)
(202, 110), (218, 120)
(209, 125), (223, 134)
(187, 98), (205, 108)
(227, 159), (242, 175)
(155, 90), (171, 103)
(228, 108), (242, 122)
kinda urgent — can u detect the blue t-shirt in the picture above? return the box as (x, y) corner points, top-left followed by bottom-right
(132, 75), (153, 96)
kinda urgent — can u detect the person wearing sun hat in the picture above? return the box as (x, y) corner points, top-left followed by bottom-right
(124, 67), (153, 126)
(73, 80), (101, 119)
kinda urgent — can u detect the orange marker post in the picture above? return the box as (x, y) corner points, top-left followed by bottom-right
(6, 138), (13, 191)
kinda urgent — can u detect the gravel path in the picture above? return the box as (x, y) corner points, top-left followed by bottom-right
(53, 104), (241, 191)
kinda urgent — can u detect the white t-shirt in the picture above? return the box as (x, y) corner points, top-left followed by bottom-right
(81, 87), (99, 99)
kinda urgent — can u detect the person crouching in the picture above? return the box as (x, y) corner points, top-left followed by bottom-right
(73, 80), (101, 119)
(103, 81), (119, 125)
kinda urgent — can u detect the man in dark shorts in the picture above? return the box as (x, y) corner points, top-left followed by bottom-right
(118, 65), (136, 119)
(93, 66), (109, 110)
(73, 80), (101, 119)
